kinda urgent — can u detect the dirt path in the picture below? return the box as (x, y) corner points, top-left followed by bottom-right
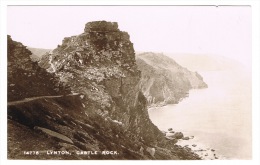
(8, 93), (79, 106)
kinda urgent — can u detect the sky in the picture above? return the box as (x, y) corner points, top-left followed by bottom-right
(7, 6), (251, 67)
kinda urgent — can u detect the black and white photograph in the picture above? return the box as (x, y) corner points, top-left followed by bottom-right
(1, 0), (260, 164)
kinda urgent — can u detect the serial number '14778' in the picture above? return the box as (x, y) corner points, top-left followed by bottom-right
(23, 151), (39, 155)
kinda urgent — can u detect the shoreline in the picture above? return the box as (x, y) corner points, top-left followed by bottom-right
(149, 103), (227, 160)
(162, 129), (225, 160)
(147, 86), (226, 160)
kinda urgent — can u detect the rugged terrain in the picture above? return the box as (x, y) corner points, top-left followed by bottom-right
(31, 51), (208, 107)
(7, 35), (69, 102)
(7, 21), (200, 160)
(136, 52), (207, 106)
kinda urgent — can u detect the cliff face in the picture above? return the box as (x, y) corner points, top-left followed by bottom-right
(7, 21), (200, 160)
(38, 21), (157, 143)
(136, 52), (207, 106)
(7, 35), (69, 101)
(39, 21), (139, 109)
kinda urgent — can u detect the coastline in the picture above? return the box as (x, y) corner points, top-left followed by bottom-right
(161, 128), (224, 160)
(148, 98), (224, 160)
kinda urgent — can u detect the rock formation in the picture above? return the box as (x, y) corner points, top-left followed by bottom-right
(7, 21), (200, 160)
(136, 52), (208, 106)
(37, 21), (163, 146)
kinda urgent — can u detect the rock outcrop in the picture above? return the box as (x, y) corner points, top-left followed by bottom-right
(37, 21), (163, 146)
(7, 21), (200, 160)
(136, 52), (208, 106)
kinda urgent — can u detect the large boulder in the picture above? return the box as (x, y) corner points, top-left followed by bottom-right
(173, 132), (184, 139)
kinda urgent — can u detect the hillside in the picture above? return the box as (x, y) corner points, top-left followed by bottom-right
(7, 21), (200, 160)
(7, 35), (69, 101)
(136, 52), (207, 106)
(27, 47), (52, 62)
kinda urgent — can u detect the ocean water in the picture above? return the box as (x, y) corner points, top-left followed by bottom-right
(148, 69), (252, 159)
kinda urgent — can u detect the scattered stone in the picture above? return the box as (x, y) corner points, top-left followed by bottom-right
(80, 95), (84, 99)
(165, 136), (173, 140)
(165, 137), (178, 144)
(140, 146), (144, 155)
(169, 130), (175, 133)
(168, 128), (173, 131)
(173, 132), (184, 139)
(182, 137), (190, 140)
(211, 149), (215, 152)
(82, 103), (85, 108)
(161, 130), (167, 136)
(192, 144), (197, 147)
(146, 147), (155, 157)
(171, 138), (178, 144)
(112, 119), (123, 126)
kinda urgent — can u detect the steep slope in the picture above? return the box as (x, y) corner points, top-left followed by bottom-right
(136, 52), (207, 106)
(8, 21), (200, 160)
(7, 35), (69, 101)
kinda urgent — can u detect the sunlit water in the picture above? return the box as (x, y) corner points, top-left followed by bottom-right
(148, 69), (251, 159)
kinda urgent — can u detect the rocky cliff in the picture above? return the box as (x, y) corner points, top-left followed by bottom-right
(7, 21), (200, 160)
(136, 52), (207, 106)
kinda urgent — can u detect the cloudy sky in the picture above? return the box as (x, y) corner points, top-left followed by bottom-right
(7, 6), (251, 67)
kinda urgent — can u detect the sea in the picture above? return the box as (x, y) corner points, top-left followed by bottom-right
(148, 68), (252, 159)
